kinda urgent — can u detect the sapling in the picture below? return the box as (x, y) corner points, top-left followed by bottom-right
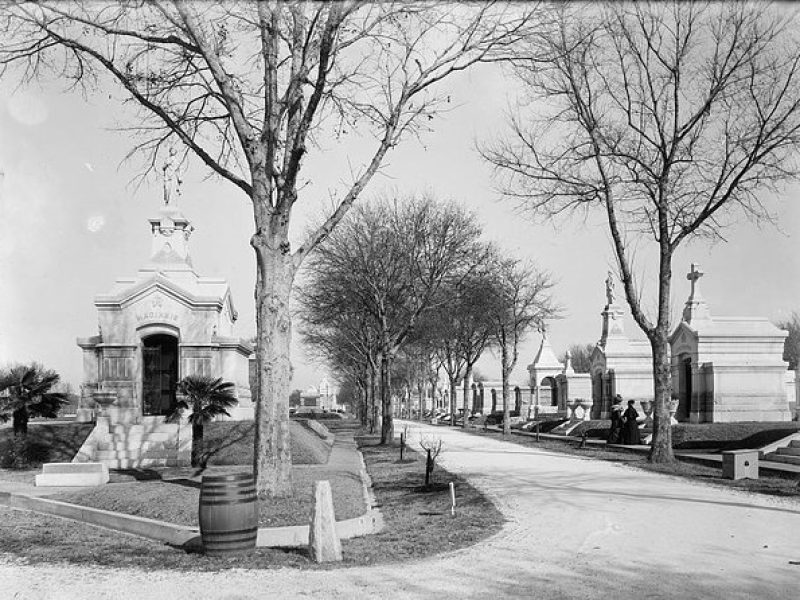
(419, 436), (443, 488)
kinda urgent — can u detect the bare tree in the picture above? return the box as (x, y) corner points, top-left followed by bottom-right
(558, 343), (595, 374)
(0, 1), (542, 495)
(427, 262), (498, 427)
(297, 282), (381, 430)
(484, 2), (800, 461)
(776, 312), (800, 371)
(488, 256), (558, 435)
(418, 435), (443, 488)
(298, 194), (485, 444)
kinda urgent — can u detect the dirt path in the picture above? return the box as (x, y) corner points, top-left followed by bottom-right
(2, 421), (798, 599)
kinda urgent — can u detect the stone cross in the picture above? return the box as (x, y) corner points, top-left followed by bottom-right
(687, 263), (704, 298)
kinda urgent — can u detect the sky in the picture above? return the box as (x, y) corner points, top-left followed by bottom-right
(1, 30), (799, 395)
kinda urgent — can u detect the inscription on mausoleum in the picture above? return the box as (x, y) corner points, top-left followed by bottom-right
(135, 310), (179, 323)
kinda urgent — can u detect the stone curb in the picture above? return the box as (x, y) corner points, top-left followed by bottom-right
(0, 492), (197, 547)
(0, 431), (384, 550)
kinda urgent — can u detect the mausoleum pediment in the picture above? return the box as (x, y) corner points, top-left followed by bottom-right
(95, 273), (235, 318)
(668, 322), (698, 346)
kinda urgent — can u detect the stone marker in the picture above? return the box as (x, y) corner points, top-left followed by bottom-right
(308, 480), (342, 563)
(721, 450), (759, 480)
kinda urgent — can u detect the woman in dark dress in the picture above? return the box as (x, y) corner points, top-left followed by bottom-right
(607, 396), (624, 444)
(621, 400), (641, 445)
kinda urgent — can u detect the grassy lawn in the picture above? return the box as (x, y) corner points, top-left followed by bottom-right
(52, 463), (366, 527)
(0, 422), (94, 468)
(455, 425), (800, 500)
(48, 420), (350, 527)
(0, 435), (503, 570)
(203, 420), (332, 466)
(670, 422), (800, 450)
(341, 436), (503, 565)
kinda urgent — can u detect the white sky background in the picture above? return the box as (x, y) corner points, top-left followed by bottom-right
(1, 29), (799, 393)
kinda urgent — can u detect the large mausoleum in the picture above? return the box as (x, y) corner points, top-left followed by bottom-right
(76, 156), (253, 425)
(669, 264), (792, 422)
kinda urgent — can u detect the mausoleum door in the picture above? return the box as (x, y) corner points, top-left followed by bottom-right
(142, 334), (178, 416)
(678, 357), (692, 421)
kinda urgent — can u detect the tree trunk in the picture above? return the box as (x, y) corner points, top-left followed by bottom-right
(501, 342), (511, 436)
(12, 408), (28, 437)
(357, 380), (367, 426)
(252, 240), (295, 498)
(648, 234), (676, 463)
(417, 380), (425, 421)
(425, 449), (433, 487)
(368, 363), (377, 433)
(462, 366), (472, 429)
(379, 353), (394, 444)
(648, 331), (675, 462)
(449, 376), (458, 426)
(191, 421), (203, 468)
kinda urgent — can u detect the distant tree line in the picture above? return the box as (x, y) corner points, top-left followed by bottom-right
(296, 193), (559, 441)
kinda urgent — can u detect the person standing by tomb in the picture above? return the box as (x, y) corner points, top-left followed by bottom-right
(607, 395), (624, 444)
(621, 400), (642, 445)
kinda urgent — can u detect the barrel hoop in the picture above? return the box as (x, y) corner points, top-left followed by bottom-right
(203, 530), (257, 538)
(201, 488), (256, 496)
(200, 497), (257, 506)
(201, 473), (254, 483)
(200, 496), (257, 502)
(201, 487), (255, 493)
(203, 534), (258, 545)
(200, 481), (256, 490)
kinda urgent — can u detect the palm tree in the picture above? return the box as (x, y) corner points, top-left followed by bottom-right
(0, 364), (68, 437)
(166, 375), (237, 468)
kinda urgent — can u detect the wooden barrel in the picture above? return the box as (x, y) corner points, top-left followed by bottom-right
(199, 472), (258, 556)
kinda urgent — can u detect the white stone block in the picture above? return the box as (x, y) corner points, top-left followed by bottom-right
(35, 462), (109, 487)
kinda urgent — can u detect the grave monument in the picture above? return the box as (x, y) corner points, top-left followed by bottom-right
(76, 150), (253, 425)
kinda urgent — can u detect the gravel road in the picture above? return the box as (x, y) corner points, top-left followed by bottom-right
(1, 421), (798, 599)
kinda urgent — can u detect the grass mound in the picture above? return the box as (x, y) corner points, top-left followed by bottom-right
(343, 436), (504, 564)
(0, 434), (504, 570)
(53, 461), (365, 527)
(672, 421), (800, 450)
(0, 422), (94, 468)
(203, 420), (331, 466)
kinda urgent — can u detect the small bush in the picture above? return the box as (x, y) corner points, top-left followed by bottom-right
(1, 438), (55, 468)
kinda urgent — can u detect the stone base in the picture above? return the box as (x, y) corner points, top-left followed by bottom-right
(75, 408), (95, 423)
(721, 450), (759, 480)
(103, 406), (143, 425)
(36, 462), (109, 487)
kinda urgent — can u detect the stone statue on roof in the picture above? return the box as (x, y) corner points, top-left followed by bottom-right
(162, 146), (182, 206)
(605, 271), (616, 305)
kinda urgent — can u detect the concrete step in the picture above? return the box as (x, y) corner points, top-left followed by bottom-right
(110, 432), (175, 442)
(96, 440), (177, 452)
(111, 425), (177, 435)
(764, 453), (800, 466)
(95, 449), (178, 461)
(776, 446), (800, 457)
(100, 457), (180, 469)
